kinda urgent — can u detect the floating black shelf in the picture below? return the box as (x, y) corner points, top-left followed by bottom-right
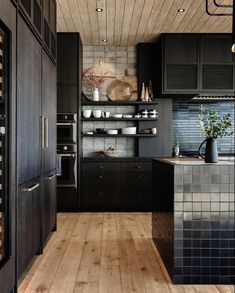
(81, 117), (158, 121)
(82, 134), (157, 138)
(81, 100), (158, 106)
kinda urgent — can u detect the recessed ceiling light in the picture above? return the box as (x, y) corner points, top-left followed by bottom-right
(178, 8), (185, 13)
(102, 39), (108, 42)
(96, 8), (103, 12)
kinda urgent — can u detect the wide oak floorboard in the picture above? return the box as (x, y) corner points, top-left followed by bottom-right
(19, 213), (234, 293)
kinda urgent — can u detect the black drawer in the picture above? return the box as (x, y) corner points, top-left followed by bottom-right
(119, 188), (152, 205)
(81, 188), (118, 206)
(119, 162), (152, 172)
(82, 162), (118, 172)
(82, 171), (117, 187)
(120, 172), (151, 188)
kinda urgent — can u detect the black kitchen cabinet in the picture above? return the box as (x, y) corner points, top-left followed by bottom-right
(200, 35), (234, 93)
(42, 170), (56, 244)
(42, 50), (56, 174)
(17, 16), (41, 185)
(81, 160), (152, 210)
(151, 33), (234, 96)
(57, 33), (83, 113)
(17, 178), (41, 278)
(0, 1), (17, 292)
(161, 35), (199, 94)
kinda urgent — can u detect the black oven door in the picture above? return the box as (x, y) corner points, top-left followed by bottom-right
(57, 123), (76, 144)
(57, 153), (77, 188)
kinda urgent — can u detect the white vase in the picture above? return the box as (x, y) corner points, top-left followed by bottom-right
(93, 88), (99, 101)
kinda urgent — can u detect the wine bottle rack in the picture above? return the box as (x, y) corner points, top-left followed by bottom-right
(0, 27), (6, 263)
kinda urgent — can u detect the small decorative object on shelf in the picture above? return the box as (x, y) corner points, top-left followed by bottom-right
(198, 108), (233, 163)
(141, 82), (145, 101)
(148, 80), (153, 100)
(93, 87), (99, 101)
(83, 68), (107, 102)
(145, 87), (149, 101)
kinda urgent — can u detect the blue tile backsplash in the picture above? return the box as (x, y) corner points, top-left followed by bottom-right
(172, 101), (235, 154)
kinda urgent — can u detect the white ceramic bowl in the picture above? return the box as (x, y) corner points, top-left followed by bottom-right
(93, 110), (102, 118)
(112, 114), (122, 118)
(123, 114), (133, 118)
(107, 129), (118, 135)
(121, 127), (137, 135)
(83, 109), (92, 118)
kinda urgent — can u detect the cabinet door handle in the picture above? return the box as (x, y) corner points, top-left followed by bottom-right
(48, 174), (56, 180)
(44, 117), (49, 148)
(41, 115), (45, 148)
(98, 175), (103, 179)
(26, 183), (40, 192)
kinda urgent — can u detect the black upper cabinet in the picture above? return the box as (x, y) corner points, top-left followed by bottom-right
(200, 35), (234, 93)
(161, 35), (199, 94)
(154, 34), (234, 96)
(17, 16), (41, 185)
(18, 0), (56, 60)
(137, 43), (158, 98)
(57, 33), (83, 113)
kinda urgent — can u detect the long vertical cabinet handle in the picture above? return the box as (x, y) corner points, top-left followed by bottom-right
(44, 117), (49, 148)
(41, 115), (45, 148)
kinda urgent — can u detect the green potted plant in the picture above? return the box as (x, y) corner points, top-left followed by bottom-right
(198, 108), (233, 163)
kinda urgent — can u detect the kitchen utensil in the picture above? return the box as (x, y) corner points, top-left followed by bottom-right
(96, 128), (105, 134)
(93, 110), (102, 118)
(121, 127), (137, 135)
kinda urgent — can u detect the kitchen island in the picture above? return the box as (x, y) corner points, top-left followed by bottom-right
(152, 158), (234, 284)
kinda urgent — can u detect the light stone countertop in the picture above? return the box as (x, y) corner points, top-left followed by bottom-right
(153, 157), (234, 166)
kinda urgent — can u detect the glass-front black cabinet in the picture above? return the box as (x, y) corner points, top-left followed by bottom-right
(0, 26), (8, 265)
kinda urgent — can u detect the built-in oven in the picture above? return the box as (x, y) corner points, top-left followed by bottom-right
(57, 144), (77, 188)
(57, 113), (77, 144)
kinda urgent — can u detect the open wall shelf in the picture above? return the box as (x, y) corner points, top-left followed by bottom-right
(81, 118), (158, 121)
(81, 100), (158, 106)
(82, 134), (157, 138)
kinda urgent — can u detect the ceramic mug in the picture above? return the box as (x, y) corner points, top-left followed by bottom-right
(102, 111), (110, 118)
(151, 128), (157, 134)
(93, 110), (102, 118)
(83, 109), (92, 118)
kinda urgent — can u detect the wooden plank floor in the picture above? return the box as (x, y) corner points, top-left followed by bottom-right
(19, 213), (234, 293)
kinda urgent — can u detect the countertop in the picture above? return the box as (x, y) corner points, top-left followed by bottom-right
(153, 157), (234, 165)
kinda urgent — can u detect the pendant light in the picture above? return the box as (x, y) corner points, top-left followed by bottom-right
(206, 0), (234, 53)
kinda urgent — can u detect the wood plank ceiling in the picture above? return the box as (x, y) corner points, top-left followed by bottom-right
(56, 0), (233, 45)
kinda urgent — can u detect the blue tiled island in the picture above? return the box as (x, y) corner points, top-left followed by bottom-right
(152, 158), (234, 284)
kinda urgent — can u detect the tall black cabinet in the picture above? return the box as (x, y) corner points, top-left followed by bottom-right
(16, 0), (57, 283)
(57, 33), (83, 211)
